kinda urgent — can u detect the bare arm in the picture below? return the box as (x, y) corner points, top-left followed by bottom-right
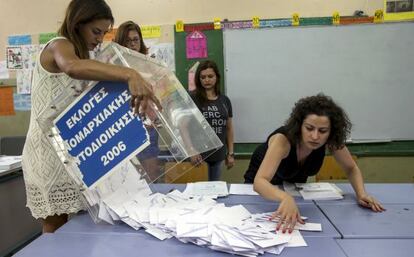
(253, 134), (290, 201)
(225, 117), (235, 169)
(45, 39), (161, 113)
(333, 146), (385, 212)
(253, 134), (304, 232)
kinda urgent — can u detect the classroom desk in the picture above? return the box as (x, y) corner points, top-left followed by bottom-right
(318, 203), (414, 239)
(336, 239), (414, 257)
(0, 169), (41, 256)
(14, 232), (347, 257)
(314, 183), (414, 204)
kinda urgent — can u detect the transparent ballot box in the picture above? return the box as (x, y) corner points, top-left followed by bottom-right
(40, 42), (222, 223)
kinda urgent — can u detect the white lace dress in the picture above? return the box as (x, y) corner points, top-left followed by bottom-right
(22, 38), (84, 219)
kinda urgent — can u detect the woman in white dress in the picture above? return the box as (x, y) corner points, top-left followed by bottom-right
(22, 0), (160, 233)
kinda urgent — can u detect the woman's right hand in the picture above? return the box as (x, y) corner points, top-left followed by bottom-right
(190, 154), (203, 167)
(271, 193), (304, 233)
(127, 69), (162, 116)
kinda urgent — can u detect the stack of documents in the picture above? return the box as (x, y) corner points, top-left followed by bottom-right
(0, 155), (22, 171)
(229, 184), (259, 196)
(295, 182), (344, 200)
(88, 166), (323, 256)
(183, 181), (229, 198)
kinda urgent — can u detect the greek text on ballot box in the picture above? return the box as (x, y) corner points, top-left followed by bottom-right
(54, 81), (149, 188)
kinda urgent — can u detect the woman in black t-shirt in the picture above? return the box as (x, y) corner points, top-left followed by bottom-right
(190, 60), (235, 181)
(247, 94), (385, 233)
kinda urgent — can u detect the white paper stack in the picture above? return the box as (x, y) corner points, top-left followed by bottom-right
(296, 182), (343, 200)
(229, 184), (259, 195)
(0, 156), (22, 171)
(183, 181), (229, 198)
(89, 168), (323, 256)
(81, 163), (324, 256)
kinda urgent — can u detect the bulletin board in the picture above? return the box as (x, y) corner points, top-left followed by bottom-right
(174, 25), (225, 92)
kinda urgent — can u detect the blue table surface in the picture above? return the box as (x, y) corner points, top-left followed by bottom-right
(15, 232), (347, 257)
(318, 203), (414, 239)
(314, 183), (414, 204)
(336, 239), (414, 257)
(16, 184), (414, 256)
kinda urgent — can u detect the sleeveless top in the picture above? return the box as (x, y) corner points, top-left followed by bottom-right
(22, 37), (85, 219)
(244, 126), (326, 185)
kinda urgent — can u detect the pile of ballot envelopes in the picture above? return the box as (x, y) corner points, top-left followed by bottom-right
(86, 162), (322, 256)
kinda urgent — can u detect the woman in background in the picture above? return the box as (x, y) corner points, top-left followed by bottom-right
(22, 0), (159, 233)
(245, 94), (385, 233)
(190, 60), (235, 181)
(114, 21), (161, 182)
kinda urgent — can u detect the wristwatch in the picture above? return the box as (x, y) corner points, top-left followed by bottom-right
(227, 152), (234, 158)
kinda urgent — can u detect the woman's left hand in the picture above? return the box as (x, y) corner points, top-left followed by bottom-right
(357, 194), (386, 212)
(225, 155), (235, 169)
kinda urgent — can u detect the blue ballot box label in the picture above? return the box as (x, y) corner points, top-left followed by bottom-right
(54, 81), (148, 188)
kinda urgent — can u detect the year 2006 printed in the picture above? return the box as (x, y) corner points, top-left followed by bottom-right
(101, 141), (126, 166)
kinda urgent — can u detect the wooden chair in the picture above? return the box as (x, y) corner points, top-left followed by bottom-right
(315, 155), (357, 181)
(163, 161), (208, 183)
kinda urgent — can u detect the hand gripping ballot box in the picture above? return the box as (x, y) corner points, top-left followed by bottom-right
(38, 42), (222, 223)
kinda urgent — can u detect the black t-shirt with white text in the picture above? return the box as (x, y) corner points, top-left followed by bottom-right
(192, 94), (233, 162)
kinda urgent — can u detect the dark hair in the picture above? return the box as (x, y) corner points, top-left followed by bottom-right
(194, 60), (221, 104)
(284, 93), (352, 150)
(114, 21), (148, 55)
(58, 0), (114, 59)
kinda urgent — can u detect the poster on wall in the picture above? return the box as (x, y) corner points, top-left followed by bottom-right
(6, 46), (23, 69)
(0, 87), (15, 116)
(13, 93), (31, 111)
(0, 61), (9, 79)
(148, 42), (175, 72)
(16, 69), (33, 94)
(21, 45), (40, 70)
(186, 30), (208, 59)
(384, 0), (414, 20)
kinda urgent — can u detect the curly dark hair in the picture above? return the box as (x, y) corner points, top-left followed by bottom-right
(284, 94), (352, 150)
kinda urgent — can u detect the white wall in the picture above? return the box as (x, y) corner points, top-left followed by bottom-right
(0, 0), (383, 61)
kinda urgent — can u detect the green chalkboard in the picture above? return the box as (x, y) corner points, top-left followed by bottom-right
(174, 27), (225, 93)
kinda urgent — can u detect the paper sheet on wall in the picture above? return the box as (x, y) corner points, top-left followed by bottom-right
(0, 87), (15, 115)
(148, 42), (175, 72)
(21, 45), (39, 69)
(8, 34), (31, 45)
(13, 93), (31, 111)
(0, 61), (9, 79)
(187, 61), (199, 91)
(39, 33), (58, 44)
(16, 69), (33, 94)
(141, 25), (161, 39)
(6, 46), (23, 69)
(186, 30), (208, 59)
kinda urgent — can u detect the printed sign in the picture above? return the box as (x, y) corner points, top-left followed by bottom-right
(213, 18), (221, 30)
(186, 30), (208, 59)
(292, 13), (300, 26)
(252, 16), (260, 28)
(54, 81), (149, 188)
(176, 20), (184, 32)
(332, 12), (340, 25)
